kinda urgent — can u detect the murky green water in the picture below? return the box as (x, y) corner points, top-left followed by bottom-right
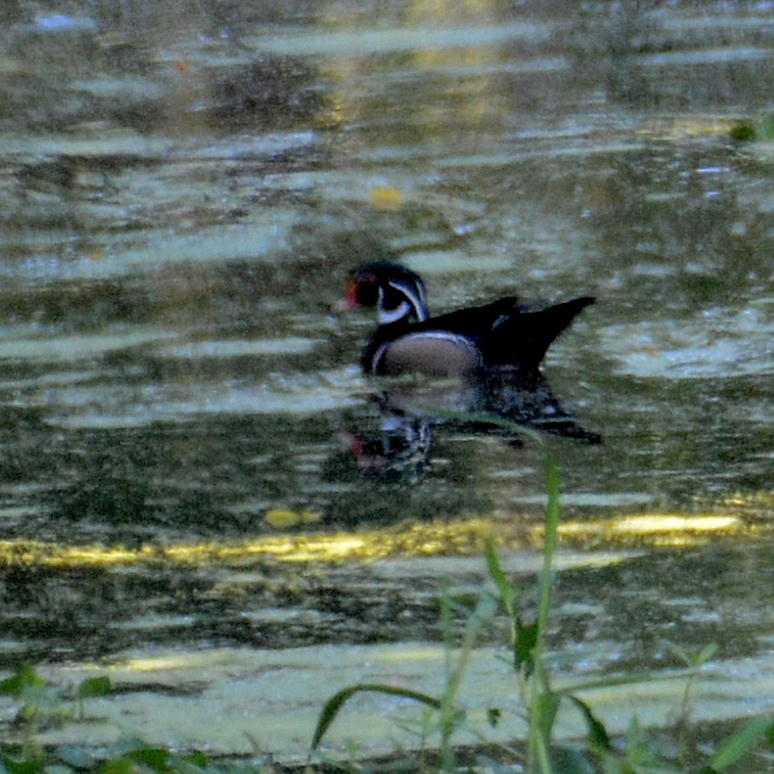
(0, 0), (772, 764)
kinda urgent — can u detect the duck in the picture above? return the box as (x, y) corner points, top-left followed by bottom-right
(339, 261), (595, 377)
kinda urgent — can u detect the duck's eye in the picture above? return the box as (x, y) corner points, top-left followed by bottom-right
(352, 273), (379, 306)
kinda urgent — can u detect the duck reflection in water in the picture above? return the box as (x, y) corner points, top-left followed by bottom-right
(336, 261), (600, 482)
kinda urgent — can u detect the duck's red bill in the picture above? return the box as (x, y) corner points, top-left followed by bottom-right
(332, 280), (361, 313)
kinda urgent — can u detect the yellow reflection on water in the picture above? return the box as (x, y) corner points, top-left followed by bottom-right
(559, 514), (744, 547)
(0, 509), (763, 570)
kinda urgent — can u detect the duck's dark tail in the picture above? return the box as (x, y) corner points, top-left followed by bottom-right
(482, 296), (595, 368)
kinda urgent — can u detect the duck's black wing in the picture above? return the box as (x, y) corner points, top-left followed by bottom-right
(478, 296), (595, 368)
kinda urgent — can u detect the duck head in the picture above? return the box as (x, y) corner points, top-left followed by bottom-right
(341, 261), (429, 325)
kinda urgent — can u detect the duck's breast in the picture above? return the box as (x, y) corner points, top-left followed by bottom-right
(373, 332), (481, 377)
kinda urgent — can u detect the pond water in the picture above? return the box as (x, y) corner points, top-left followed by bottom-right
(0, 0), (772, 766)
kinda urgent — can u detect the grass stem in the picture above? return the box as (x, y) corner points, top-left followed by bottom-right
(527, 456), (561, 773)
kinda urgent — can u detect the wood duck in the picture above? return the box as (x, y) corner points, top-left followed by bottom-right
(340, 261), (595, 377)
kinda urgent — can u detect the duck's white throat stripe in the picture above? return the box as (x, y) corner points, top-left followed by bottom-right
(378, 299), (413, 325)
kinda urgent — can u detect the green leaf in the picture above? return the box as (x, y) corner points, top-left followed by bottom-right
(487, 707), (502, 728)
(566, 695), (611, 751)
(664, 640), (719, 667)
(730, 120), (756, 142)
(311, 683), (442, 750)
(663, 640), (691, 666)
(100, 757), (136, 774)
(707, 715), (773, 771)
(0, 665), (45, 697)
(181, 751), (210, 767)
(515, 617), (538, 676)
(77, 675), (112, 699)
(694, 641), (719, 666)
(127, 747), (171, 772)
(485, 539), (514, 614)
(445, 591), (479, 614)
(1, 758), (45, 774)
(533, 690), (561, 742)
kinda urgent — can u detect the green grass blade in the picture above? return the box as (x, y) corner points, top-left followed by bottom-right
(438, 592), (499, 764)
(535, 456), (561, 658)
(534, 457), (561, 675)
(311, 683), (442, 750)
(534, 690), (561, 742)
(526, 457), (562, 774)
(515, 617), (538, 676)
(565, 695), (611, 751)
(543, 458), (561, 558)
(556, 670), (674, 694)
(485, 538), (514, 616)
(707, 715), (773, 771)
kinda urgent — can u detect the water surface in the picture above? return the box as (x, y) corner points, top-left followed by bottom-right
(0, 0), (772, 764)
